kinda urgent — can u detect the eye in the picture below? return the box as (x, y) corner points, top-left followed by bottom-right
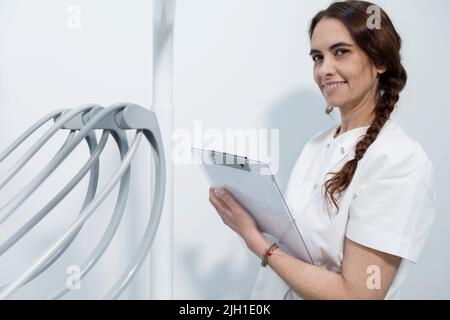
(335, 49), (349, 56)
(311, 54), (323, 62)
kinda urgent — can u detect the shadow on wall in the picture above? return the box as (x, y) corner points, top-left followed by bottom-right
(264, 88), (338, 192)
(179, 245), (259, 299)
(180, 88), (337, 299)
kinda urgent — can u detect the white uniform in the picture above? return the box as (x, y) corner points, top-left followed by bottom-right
(251, 119), (436, 300)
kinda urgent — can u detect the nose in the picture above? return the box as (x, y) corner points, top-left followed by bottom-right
(317, 56), (336, 79)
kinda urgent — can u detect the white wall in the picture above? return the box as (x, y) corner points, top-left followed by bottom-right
(0, 0), (448, 299)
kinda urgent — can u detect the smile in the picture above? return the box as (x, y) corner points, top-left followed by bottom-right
(322, 81), (347, 89)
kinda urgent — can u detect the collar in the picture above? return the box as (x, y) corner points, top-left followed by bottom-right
(324, 125), (371, 164)
(291, 124), (371, 222)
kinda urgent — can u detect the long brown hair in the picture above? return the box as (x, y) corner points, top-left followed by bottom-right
(309, 1), (407, 212)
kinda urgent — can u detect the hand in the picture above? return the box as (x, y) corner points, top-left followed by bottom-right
(208, 187), (261, 243)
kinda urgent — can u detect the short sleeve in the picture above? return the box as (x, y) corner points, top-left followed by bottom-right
(346, 142), (436, 263)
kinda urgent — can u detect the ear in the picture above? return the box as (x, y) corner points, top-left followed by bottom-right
(376, 64), (387, 75)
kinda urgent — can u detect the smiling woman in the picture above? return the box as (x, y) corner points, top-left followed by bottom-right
(209, 0), (436, 300)
(308, 2), (401, 213)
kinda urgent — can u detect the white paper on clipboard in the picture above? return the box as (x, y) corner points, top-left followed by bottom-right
(192, 147), (315, 265)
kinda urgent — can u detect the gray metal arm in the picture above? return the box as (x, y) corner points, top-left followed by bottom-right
(1, 118), (130, 297)
(0, 109), (67, 163)
(51, 104), (167, 299)
(0, 130), (98, 256)
(0, 103), (166, 300)
(47, 130), (131, 299)
(0, 103), (139, 299)
(0, 104), (103, 224)
(0, 131), (107, 287)
(104, 105), (166, 299)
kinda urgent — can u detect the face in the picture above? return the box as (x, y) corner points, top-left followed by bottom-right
(309, 18), (384, 110)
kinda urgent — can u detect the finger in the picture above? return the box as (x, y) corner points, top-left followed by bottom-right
(215, 188), (246, 215)
(209, 189), (232, 225)
(209, 187), (230, 214)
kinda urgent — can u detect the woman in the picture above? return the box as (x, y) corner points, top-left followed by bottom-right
(209, 0), (436, 299)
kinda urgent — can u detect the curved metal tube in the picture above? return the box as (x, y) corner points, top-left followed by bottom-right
(0, 104), (137, 299)
(0, 104), (102, 192)
(2, 131), (107, 287)
(0, 103), (166, 300)
(47, 130), (131, 299)
(0, 130), (99, 256)
(104, 129), (166, 299)
(0, 109), (67, 163)
(0, 106), (103, 226)
(2, 129), (130, 296)
(52, 104), (168, 299)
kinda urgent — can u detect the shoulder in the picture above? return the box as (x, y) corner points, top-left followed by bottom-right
(305, 125), (336, 147)
(361, 120), (433, 182)
(294, 125), (335, 159)
(287, 125), (336, 179)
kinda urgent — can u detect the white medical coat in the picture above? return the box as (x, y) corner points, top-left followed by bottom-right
(251, 119), (436, 300)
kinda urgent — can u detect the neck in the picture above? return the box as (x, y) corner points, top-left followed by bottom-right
(336, 85), (379, 136)
(337, 103), (375, 134)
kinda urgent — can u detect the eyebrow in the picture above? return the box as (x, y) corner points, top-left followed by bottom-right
(309, 42), (354, 55)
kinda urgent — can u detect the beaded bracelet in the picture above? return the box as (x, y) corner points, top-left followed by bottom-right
(261, 242), (279, 267)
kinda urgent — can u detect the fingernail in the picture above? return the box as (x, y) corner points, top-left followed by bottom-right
(215, 188), (225, 197)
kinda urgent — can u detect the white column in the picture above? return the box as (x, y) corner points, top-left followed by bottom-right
(150, 0), (177, 299)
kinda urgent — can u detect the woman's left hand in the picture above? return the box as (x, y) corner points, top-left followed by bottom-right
(208, 187), (261, 243)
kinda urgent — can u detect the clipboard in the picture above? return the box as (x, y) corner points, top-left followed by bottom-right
(192, 147), (315, 265)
